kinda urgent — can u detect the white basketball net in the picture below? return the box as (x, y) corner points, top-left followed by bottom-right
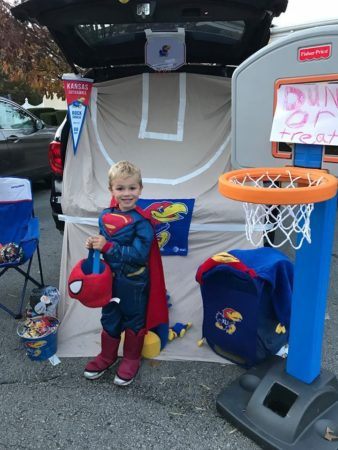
(231, 170), (324, 250)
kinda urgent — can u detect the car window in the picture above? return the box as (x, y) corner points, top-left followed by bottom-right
(0, 100), (35, 131)
(76, 21), (245, 47)
(11, 0), (288, 69)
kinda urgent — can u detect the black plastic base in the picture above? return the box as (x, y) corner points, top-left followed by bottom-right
(216, 357), (338, 449)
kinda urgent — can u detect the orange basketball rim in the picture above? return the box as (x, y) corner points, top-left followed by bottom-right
(219, 167), (338, 205)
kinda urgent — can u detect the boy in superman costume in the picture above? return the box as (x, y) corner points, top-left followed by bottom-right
(84, 161), (168, 386)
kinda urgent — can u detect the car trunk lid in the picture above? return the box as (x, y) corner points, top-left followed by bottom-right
(12, 0), (288, 70)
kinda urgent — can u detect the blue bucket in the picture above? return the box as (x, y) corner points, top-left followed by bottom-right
(17, 316), (59, 361)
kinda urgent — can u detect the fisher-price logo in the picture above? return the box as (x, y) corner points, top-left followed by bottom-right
(298, 44), (331, 62)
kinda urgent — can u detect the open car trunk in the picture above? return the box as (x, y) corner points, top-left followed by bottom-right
(12, 0), (288, 72)
(11, 0), (288, 361)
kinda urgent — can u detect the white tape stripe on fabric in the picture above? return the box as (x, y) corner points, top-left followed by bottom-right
(138, 73), (186, 141)
(138, 73), (150, 140)
(91, 79), (229, 185)
(59, 215), (99, 226)
(58, 215), (270, 232)
(143, 136), (230, 185)
(91, 87), (114, 166)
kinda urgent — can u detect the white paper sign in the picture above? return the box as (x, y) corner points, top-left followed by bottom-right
(145, 28), (186, 71)
(270, 83), (338, 146)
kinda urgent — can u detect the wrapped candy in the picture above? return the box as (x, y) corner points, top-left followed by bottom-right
(0, 242), (24, 264)
(17, 316), (59, 339)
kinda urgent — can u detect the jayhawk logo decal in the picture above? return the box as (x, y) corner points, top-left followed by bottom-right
(72, 97), (86, 108)
(159, 44), (171, 57)
(215, 307), (243, 335)
(144, 201), (188, 249)
(24, 340), (47, 357)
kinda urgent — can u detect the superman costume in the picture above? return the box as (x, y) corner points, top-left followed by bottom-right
(83, 194), (168, 384)
(99, 201), (168, 336)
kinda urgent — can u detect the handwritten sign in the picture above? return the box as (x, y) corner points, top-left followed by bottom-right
(270, 83), (338, 146)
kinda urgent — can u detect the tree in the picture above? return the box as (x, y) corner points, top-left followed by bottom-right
(0, 68), (43, 105)
(0, 0), (71, 98)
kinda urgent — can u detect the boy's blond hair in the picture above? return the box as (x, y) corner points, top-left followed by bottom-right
(108, 160), (142, 190)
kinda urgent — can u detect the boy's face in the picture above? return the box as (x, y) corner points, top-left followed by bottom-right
(110, 175), (142, 211)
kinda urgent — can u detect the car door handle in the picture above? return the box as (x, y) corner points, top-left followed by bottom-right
(6, 135), (20, 143)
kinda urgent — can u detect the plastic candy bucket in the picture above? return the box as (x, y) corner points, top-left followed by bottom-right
(17, 316), (59, 361)
(68, 249), (113, 308)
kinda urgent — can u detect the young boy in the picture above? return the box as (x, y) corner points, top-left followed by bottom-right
(84, 161), (168, 386)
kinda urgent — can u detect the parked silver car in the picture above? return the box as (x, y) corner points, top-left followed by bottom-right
(0, 96), (56, 182)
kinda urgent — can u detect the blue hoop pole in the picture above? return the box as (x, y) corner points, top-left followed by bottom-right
(286, 194), (337, 383)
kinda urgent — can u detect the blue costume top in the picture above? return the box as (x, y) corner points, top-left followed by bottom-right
(99, 207), (154, 281)
(98, 204), (168, 336)
(98, 207), (156, 335)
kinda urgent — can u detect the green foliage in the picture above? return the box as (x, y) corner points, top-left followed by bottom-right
(29, 108), (67, 126)
(27, 107), (56, 117)
(40, 111), (58, 126)
(0, 0), (71, 98)
(0, 69), (42, 105)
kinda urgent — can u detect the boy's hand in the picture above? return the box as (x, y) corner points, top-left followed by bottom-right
(85, 237), (93, 249)
(85, 235), (107, 251)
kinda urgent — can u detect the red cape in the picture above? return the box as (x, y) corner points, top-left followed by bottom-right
(196, 255), (257, 285)
(110, 198), (168, 330)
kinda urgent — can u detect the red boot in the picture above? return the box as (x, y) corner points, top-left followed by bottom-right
(114, 328), (146, 386)
(84, 330), (120, 380)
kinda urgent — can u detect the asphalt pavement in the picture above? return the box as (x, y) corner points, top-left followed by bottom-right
(0, 184), (337, 450)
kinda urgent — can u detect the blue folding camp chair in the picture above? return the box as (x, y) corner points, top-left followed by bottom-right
(0, 177), (44, 318)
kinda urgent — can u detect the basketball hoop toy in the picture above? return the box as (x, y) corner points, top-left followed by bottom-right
(217, 164), (338, 448)
(219, 167), (337, 250)
(219, 165), (338, 382)
(215, 31), (338, 449)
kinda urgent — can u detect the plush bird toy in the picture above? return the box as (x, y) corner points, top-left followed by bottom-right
(168, 322), (192, 341)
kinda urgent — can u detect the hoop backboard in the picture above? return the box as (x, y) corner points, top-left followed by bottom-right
(232, 24), (338, 177)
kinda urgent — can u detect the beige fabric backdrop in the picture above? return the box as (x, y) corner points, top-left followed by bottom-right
(58, 73), (257, 361)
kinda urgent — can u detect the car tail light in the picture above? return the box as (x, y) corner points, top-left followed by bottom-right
(48, 141), (63, 176)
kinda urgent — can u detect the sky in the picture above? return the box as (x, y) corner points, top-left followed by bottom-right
(273, 0), (338, 27)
